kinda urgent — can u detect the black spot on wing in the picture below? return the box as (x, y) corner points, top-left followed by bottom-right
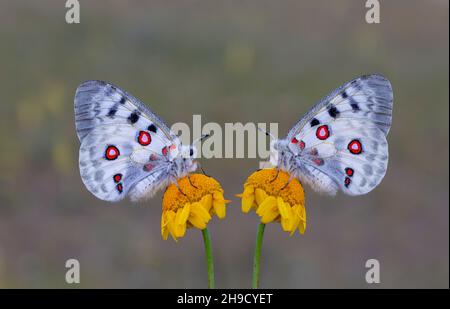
(310, 118), (320, 127)
(344, 177), (351, 188)
(128, 110), (140, 124)
(147, 124), (157, 133)
(342, 91), (348, 99)
(107, 106), (118, 118)
(328, 105), (340, 118)
(350, 99), (360, 111)
(119, 96), (126, 104)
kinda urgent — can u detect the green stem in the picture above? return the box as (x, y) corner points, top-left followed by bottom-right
(252, 223), (266, 289)
(202, 228), (215, 289)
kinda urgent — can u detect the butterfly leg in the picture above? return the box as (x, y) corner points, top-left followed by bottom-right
(270, 168), (280, 183)
(188, 175), (198, 189)
(200, 166), (209, 177)
(197, 162), (211, 178)
(279, 175), (294, 192)
(174, 181), (187, 196)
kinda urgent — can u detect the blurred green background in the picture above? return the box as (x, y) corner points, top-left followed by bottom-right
(0, 0), (448, 288)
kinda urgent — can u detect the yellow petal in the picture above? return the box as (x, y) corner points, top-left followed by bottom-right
(214, 202), (226, 219)
(161, 212), (168, 229)
(194, 201), (212, 220)
(299, 221), (306, 234)
(255, 188), (268, 205)
(213, 200), (226, 219)
(297, 204), (306, 222)
(241, 186), (255, 213)
(200, 194), (213, 212)
(242, 185), (254, 197)
(212, 191), (228, 218)
(242, 197), (254, 213)
(256, 195), (275, 216)
(293, 204), (307, 234)
(172, 204), (190, 238)
(164, 211), (177, 240)
(256, 196), (279, 223)
(174, 224), (186, 238)
(277, 198), (292, 232)
(280, 217), (290, 232)
(261, 207), (279, 224)
(212, 191), (222, 201)
(289, 213), (301, 236)
(277, 197), (289, 219)
(161, 212), (170, 240)
(173, 210), (187, 237)
(175, 203), (190, 226)
(188, 202), (212, 229)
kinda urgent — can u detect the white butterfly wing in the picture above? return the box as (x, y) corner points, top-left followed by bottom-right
(287, 74), (393, 138)
(75, 80), (177, 142)
(75, 81), (179, 202)
(286, 74), (393, 196)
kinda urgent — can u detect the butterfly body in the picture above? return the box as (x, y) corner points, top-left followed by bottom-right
(126, 143), (198, 201)
(270, 74), (393, 196)
(75, 80), (198, 202)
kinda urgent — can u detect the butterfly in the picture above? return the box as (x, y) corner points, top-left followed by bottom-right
(74, 81), (204, 202)
(269, 74), (393, 196)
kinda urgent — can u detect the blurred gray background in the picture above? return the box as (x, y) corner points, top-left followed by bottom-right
(0, 0), (448, 288)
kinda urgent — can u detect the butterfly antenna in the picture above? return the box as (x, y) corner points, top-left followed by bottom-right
(193, 132), (213, 145)
(258, 127), (275, 140)
(197, 162), (211, 177)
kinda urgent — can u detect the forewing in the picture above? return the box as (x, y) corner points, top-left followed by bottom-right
(287, 74), (393, 140)
(75, 80), (178, 143)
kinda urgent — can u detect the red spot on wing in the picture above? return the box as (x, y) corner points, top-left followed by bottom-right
(299, 140), (305, 150)
(105, 146), (120, 160)
(116, 183), (123, 193)
(137, 131), (151, 146)
(292, 137), (306, 150)
(113, 174), (122, 183)
(316, 125), (330, 140)
(345, 168), (354, 177)
(313, 158), (324, 166)
(348, 139), (362, 154)
(144, 164), (153, 172)
(162, 146), (168, 156)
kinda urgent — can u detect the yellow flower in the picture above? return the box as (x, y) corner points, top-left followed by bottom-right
(237, 168), (306, 236)
(162, 174), (230, 241)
